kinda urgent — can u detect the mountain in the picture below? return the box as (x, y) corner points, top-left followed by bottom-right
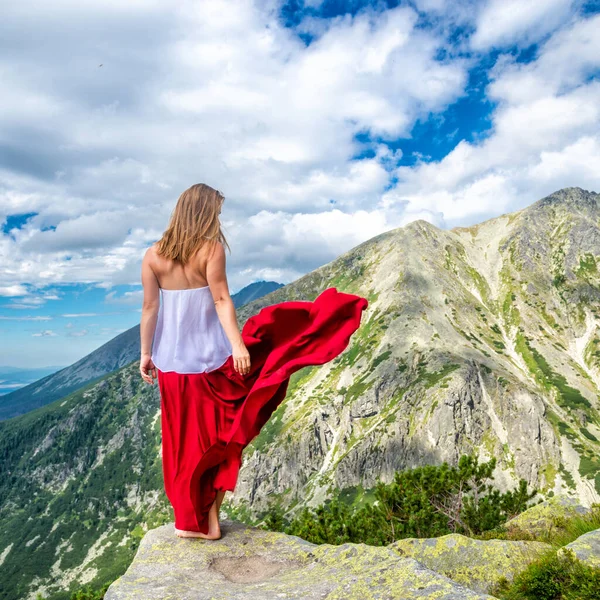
(0, 327), (141, 421)
(2, 187), (600, 599)
(232, 280), (284, 307)
(229, 186), (600, 517)
(0, 280), (283, 421)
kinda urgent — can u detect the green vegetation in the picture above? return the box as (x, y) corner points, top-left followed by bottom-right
(530, 344), (592, 410)
(370, 349), (392, 370)
(343, 372), (373, 404)
(467, 266), (491, 304)
(0, 361), (173, 600)
(582, 428), (599, 442)
(540, 304), (559, 329)
(328, 258), (365, 294)
(38, 582), (112, 600)
(515, 333), (593, 414)
(248, 401), (286, 452)
(584, 336), (600, 371)
(333, 307), (387, 370)
(579, 455), (600, 479)
(262, 454), (537, 545)
(558, 462), (577, 490)
(576, 253), (598, 278)
(491, 546), (600, 600)
(418, 363), (460, 389)
(221, 497), (261, 526)
(502, 290), (519, 327)
(539, 504), (600, 548)
(262, 455), (600, 600)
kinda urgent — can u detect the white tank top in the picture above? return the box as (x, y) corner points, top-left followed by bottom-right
(150, 286), (233, 374)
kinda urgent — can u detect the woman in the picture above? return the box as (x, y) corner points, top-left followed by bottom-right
(139, 183), (368, 541)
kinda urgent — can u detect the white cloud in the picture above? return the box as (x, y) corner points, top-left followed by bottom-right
(487, 13), (600, 102)
(529, 136), (600, 190)
(0, 315), (51, 321)
(105, 289), (144, 305)
(0, 285), (29, 297)
(20, 211), (133, 252)
(0, 0), (468, 295)
(384, 12), (600, 227)
(1, 1), (599, 309)
(66, 329), (89, 337)
(471, 0), (576, 50)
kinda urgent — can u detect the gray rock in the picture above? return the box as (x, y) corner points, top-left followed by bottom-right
(504, 495), (591, 538)
(559, 527), (600, 568)
(390, 533), (552, 594)
(105, 520), (496, 600)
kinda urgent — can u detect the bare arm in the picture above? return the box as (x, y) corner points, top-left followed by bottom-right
(206, 241), (251, 374)
(206, 241), (243, 346)
(140, 248), (160, 357)
(139, 248), (160, 384)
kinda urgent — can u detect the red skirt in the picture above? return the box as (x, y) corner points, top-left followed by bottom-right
(156, 287), (368, 533)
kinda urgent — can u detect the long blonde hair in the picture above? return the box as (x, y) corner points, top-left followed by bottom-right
(155, 183), (231, 264)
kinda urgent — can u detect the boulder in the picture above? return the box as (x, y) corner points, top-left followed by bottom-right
(503, 495), (591, 539)
(390, 533), (552, 594)
(558, 528), (600, 568)
(105, 519), (495, 600)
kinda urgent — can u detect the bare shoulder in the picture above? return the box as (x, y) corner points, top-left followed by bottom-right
(204, 239), (225, 261)
(144, 243), (159, 262)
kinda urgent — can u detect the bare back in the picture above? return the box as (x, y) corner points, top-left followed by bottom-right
(149, 242), (214, 290)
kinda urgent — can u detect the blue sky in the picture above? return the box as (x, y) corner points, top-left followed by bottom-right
(1, 0), (600, 368)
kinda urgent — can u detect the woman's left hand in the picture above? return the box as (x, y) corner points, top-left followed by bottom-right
(140, 355), (157, 384)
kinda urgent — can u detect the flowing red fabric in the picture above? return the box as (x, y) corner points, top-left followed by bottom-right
(156, 287), (368, 533)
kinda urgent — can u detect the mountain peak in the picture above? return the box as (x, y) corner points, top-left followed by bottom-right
(533, 186), (599, 211)
(402, 218), (442, 236)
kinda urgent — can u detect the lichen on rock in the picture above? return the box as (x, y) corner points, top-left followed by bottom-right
(390, 532), (551, 594)
(559, 528), (600, 568)
(503, 494), (591, 538)
(105, 519), (495, 599)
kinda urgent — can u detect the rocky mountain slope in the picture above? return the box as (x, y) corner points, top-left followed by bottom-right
(0, 280), (283, 421)
(226, 187), (600, 525)
(2, 186), (600, 599)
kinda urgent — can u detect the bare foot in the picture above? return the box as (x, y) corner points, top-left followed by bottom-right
(174, 527), (220, 540)
(175, 499), (221, 540)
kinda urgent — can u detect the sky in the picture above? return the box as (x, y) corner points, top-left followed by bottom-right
(1, 0), (600, 369)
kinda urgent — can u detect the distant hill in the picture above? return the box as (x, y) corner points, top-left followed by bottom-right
(232, 280), (284, 307)
(0, 280), (283, 421)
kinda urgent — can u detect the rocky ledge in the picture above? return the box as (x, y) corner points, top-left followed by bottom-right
(105, 519), (494, 600)
(105, 496), (599, 599)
